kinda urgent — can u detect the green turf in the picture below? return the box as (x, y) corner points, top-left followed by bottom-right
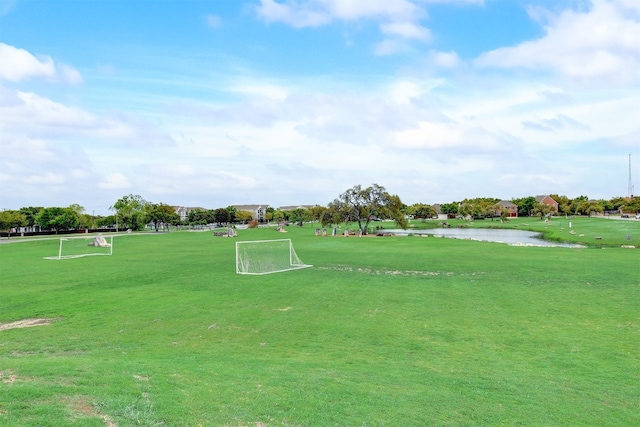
(0, 224), (639, 426)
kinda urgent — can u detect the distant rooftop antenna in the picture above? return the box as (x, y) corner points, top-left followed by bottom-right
(629, 153), (634, 197)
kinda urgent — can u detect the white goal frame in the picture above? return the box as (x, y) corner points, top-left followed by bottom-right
(44, 235), (113, 260)
(236, 238), (312, 275)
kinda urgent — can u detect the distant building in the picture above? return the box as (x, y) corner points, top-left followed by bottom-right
(496, 200), (518, 217)
(535, 195), (559, 213)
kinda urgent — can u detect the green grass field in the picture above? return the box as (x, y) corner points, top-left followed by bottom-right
(1, 218), (639, 426)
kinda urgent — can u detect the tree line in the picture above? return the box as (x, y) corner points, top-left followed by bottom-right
(2, 187), (639, 236)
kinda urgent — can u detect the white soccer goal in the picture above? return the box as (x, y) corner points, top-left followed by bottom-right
(44, 234), (113, 260)
(236, 238), (312, 275)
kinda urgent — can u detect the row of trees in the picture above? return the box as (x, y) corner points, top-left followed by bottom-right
(439, 195), (640, 219)
(2, 188), (639, 235)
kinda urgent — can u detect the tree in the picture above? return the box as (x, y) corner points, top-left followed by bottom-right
(440, 202), (459, 217)
(532, 202), (553, 219)
(226, 206), (238, 224)
(67, 204), (93, 228)
(288, 208), (312, 226)
(272, 209), (285, 223)
(213, 208), (231, 226)
(0, 210), (27, 237)
(549, 194), (571, 215)
(459, 197), (500, 219)
(407, 203), (436, 219)
(111, 194), (148, 231)
(19, 206), (43, 230)
(96, 215), (116, 228)
(325, 184), (407, 234)
(569, 195), (589, 215)
(265, 207), (276, 222)
(236, 210), (253, 224)
(146, 203), (179, 231)
(37, 207), (80, 233)
(512, 196), (536, 217)
(188, 209), (215, 225)
(622, 196), (640, 214)
(309, 205), (327, 223)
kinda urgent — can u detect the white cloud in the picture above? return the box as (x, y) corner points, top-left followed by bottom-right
(99, 173), (132, 190)
(256, 0), (422, 26)
(256, 0), (431, 55)
(256, 0), (332, 27)
(388, 79), (442, 104)
(227, 81), (290, 101)
(521, 113), (590, 132)
(374, 39), (410, 56)
(392, 120), (501, 150)
(0, 43), (55, 82)
(0, 43), (83, 84)
(380, 21), (431, 40)
(59, 63), (84, 84)
(429, 50), (460, 68)
(0, 88), (174, 145)
(475, 0), (640, 83)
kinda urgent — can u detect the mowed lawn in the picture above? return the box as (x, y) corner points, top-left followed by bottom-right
(0, 223), (638, 426)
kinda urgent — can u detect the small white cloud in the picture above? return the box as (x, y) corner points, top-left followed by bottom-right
(380, 21), (431, 41)
(256, 0), (331, 28)
(99, 173), (131, 189)
(374, 39), (408, 56)
(59, 63), (83, 85)
(429, 50), (460, 68)
(228, 82), (289, 101)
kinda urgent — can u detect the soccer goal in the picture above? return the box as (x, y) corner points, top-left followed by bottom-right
(44, 234), (113, 260)
(236, 238), (312, 275)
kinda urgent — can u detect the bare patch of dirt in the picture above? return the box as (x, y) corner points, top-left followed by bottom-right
(0, 318), (61, 331)
(318, 265), (485, 277)
(0, 370), (17, 384)
(65, 396), (118, 427)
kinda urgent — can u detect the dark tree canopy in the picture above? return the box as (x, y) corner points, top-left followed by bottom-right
(36, 207), (79, 232)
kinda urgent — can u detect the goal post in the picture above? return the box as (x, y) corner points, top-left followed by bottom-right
(236, 238), (312, 275)
(44, 234), (113, 260)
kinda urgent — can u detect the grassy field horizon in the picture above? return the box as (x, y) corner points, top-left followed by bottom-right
(1, 219), (639, 426)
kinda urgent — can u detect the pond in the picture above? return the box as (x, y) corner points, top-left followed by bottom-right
(386, 228), (584, 248)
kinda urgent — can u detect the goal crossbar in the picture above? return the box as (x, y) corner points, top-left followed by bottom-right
(236, 238), (312, 275)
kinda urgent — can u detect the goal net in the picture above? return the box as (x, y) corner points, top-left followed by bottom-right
(44, 234), (113, 260)
(236, 238), (312, 275)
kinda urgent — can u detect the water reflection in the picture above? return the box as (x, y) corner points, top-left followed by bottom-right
(386, 228), (583, 248)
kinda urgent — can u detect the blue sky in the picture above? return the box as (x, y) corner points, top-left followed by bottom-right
(1, 0), (638, 215)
